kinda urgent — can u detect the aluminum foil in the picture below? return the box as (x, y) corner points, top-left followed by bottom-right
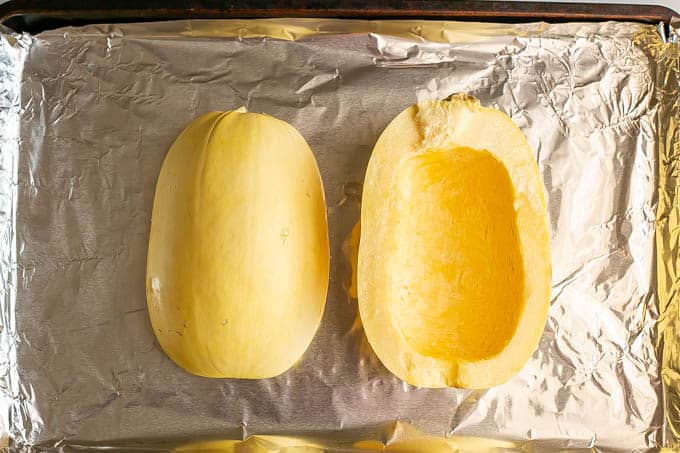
(0, 17), (677, 452)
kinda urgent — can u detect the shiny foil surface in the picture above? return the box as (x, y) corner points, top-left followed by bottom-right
(0, 18), (677, 452)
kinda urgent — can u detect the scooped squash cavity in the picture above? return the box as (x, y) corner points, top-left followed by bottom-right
(146, 109), (329, 378)
(358, 94), (551, 388)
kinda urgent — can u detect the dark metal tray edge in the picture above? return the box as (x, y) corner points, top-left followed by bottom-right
(0, 0), (677, 34)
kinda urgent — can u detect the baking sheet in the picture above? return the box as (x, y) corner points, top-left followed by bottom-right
(0, 17), (677, 451)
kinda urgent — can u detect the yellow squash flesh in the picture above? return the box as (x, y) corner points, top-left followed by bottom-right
(146, 110), (329, 378)
(358, 95), (551, 388)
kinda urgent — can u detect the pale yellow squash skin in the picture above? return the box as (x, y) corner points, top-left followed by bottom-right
(174, 436), (324, 452)
(147, 110), (329, 379)
(358, 95), (551, 388)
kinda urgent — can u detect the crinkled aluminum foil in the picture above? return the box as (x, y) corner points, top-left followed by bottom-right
(0, 17), (677, 452)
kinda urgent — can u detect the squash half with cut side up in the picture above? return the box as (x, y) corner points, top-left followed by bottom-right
(358, 95), (551, 389)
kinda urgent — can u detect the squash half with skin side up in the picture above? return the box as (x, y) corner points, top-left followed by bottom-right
(146, 109), (329, 379)
(358, 94), (551, 389)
